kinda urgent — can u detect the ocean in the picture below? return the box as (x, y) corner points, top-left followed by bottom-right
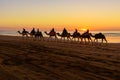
(0, 30), (120, 43)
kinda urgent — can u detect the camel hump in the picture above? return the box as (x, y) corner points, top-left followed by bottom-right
(95, 33), (106, 39)
(99, 32), (102, 34)
(99, 33), (104, 36)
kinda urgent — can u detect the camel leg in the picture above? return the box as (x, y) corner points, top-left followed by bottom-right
(102, 39), (103, 43)
(97, 39), (98, 43)
(80, 38), (82, 43)
(55, 36), (58, 41)
(66, 37), (68, 41)
(87, 38), (91, 44)
(71, 37), (74, 42)
(89, 38), (92, 44)
(94, 39), (96, 43)
(79, 37), (81, 42)
(69, 37), (71, 42)
(78, 38), (80, 42)
(82, 38), (83, 43)
(87, 38), (89, 43)
(80, 38), (83, 43)
(104, 38), (107, 43)
(84, 38), (86, 43)
(93, 39), (97, 45)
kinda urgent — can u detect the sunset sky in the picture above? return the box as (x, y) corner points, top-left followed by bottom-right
(0, 0), (120, 31)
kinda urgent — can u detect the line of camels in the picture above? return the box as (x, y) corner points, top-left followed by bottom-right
(18, 28), (107, 43)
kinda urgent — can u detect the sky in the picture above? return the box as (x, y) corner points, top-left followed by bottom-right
(0, 0), (120, 31)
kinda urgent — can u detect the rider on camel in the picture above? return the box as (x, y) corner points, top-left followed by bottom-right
(30, 28), (36, 35)
(22, 28), (27, 33)
(62, 28), (68, 36)
(73, 29), (78, 35)
(49, 28), (55, 36)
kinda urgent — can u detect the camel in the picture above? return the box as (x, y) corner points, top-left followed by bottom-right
(71, 32), (81, 42)
(28, 29), (44, 40)
(90, 33), (107, 43)
(29, 29), (36, 38)
(56, 33), (71, 41)
(35, 32), (44, 40)
(17, 31), (29, 38)
(44, 31), (58, 41)
(80, 33), (92, 43)
(29, 32), (35, 38)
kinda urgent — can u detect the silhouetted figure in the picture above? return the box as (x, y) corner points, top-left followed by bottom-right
(35, 28), (43, 40)
(75, 29), (78, 33)
(81, 29), (92, 43)
(36, 28), (40, 33)
(72, 29), (80, 37)
(72, 29), (81, 42)
(30, 28), (36, 37)
(62, 28), (68, 36)
(22, 28), (27, 33)
(49, 28), (55, 36)
(30, 28), (35, 34)
(18, 28), (29, 38)
(44, 28), (57, 41)
(73, 29), (78, 35)
(36, 28), (40, 36)
(57, 28), (71, 41)
(84, 29), (89, 35)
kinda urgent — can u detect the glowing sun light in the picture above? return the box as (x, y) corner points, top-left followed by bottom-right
(81, 28), (87, 31)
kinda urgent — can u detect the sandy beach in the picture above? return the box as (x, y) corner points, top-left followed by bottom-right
(0, 35), (120, 80)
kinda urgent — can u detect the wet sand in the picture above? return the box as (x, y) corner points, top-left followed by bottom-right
(0, 35), (120, 80)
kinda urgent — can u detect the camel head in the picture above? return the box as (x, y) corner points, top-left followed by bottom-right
(44, 31), (48, 34)
(17, 31), (21, 34)
(44, 31), (50, 35)
(44, 31), (47, 33)
(89, 33), (94, 37)
(56, 33), (61, 36)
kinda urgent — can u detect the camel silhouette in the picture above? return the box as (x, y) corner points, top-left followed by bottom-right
(17, 31), (29, 38)
(71, 31), (81, 42)
(29, 28), (36, 38)
(44, 31), (57, 41)
(56, 32), (71, 41)
(34, 32), (44, 40)
(57, 28), (71, 41)
(90, 33), (107, 43)
(18, 29), (44, 40)
(80, 33), (92, 43)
